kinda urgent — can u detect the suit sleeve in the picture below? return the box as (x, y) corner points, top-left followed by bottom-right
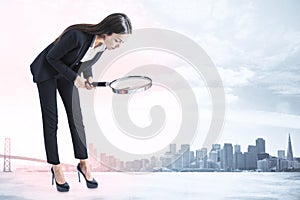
(46, 30), (79, 82)
(81, 60), (93, 79)
(82, 52), (102, 79)
(82, 67), (93, 79)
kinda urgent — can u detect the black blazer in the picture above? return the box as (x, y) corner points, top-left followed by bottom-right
(30, 29), (103, 83)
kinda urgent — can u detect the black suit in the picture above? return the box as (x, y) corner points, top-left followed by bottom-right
(30, 29), (103, 164)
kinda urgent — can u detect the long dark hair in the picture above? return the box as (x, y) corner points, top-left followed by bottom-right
(54, 13), (132, 44)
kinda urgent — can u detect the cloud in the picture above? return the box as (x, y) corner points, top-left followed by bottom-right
(218, 67), (255, 88)
(227, 109), (300, 129)
(276, 102), (292, 113)
(176, 1), (300, 101)
(256, 68), (300, 96)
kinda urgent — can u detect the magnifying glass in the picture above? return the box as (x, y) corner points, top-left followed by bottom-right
(86, 75), (152, 94)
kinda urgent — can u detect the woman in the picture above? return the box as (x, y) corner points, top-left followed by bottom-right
(30, 13), (132, 192)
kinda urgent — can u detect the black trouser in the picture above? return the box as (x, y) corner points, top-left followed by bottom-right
(37, 75), (88, 164)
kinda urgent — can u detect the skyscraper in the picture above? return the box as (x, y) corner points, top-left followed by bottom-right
(233, 144), (244, 170)
(211, 144), (221, 163)
(277, 150), (285, 159)
(197, 148), (208, 169)
(180, 144), (190, 168)
(209, 151), (218, 163)
(245, 145), (257, 170)
(287, 134), (294, 162)
(235, 152), (245, 170)
(248, 145), (257, 154)
(170, 144), (176, 154)
(234, 145), (241, 153)
(222, 143), (233, 171)
(212, 144), (221, 151)
(256, 138), (265, 154)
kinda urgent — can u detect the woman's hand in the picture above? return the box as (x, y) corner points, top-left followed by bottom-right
(74, 76), (86, 88)
(85, 76), (95, 90)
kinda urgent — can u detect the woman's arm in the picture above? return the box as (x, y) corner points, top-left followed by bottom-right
(81, 51), (103, 79)
(46, 30), (80, 83)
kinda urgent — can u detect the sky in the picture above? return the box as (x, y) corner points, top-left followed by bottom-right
(0, 0), (299, 166)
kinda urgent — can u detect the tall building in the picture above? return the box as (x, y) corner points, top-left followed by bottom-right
(162, 152), (173, 168)
(287, 134), (294, 162)
(173, 153), (183, 170)
(234, 145), (241, 153)
(150, 156), (158, 168)
(141, 159), (150, 170)
(211, 144), (221, 163)
(256, 138), (265, 154)
(196, 148), (208, 169)
(212, 144), (221, 151)
(278, 150), (285, 159)
(222, 143), (233, 171)
(248, 145), (257, 154)
(190, 151), (195, 163)
(244, 152), (257, 170)
(88, 143), (98, 168)
(108, 155), (116, 168)
(180, 144), (190, 168)
(170, 144), (176, 154)
(257, 159), (269, 172)
(208, 151), (219, 169)
(235, 152), (245, 170)
(209, 151), (218, 163)
(100, 153), (108, 171)
(233, 144), (244, 170)
(277, 159), (289, 171)
(257, 153), (269, 161)
(245, 145), (257, 170)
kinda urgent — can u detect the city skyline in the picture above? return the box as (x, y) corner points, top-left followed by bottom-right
(93, 133), (298, 172)
(2, 132), (298, 172)
(1, 132), (298, 159)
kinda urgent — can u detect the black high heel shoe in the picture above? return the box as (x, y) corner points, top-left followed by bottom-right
(51, 167), (70, 192)
(77, 163), (98, 188)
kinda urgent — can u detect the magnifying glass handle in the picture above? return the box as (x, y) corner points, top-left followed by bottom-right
(91, 82), (109, 87)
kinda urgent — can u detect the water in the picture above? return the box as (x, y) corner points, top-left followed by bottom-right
(0, 172), (299, 200)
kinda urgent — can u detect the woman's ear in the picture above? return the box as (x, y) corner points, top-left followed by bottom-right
(102, 33), (112, 39)
(100, 34), (106, 39)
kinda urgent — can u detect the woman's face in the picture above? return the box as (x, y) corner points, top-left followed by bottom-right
(103, 33), (130, 50)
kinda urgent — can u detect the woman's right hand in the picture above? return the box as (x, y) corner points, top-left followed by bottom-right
(74, 76), (86, 88)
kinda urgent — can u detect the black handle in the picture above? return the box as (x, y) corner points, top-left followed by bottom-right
(91, 82), (108, 87)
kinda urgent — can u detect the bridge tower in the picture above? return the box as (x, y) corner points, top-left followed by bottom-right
(3, 138), (12, 172)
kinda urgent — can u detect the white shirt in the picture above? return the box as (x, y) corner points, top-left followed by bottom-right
(80, 36), (106, 62)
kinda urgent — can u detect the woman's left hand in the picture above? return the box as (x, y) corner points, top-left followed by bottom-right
(85, 77), (95, 90)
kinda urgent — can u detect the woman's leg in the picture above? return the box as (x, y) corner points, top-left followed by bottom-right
(56, 77), (88, 160)
(37, 78), (67, 184)
(37, 78), (60, 164)
(79, 159), (94, 181)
